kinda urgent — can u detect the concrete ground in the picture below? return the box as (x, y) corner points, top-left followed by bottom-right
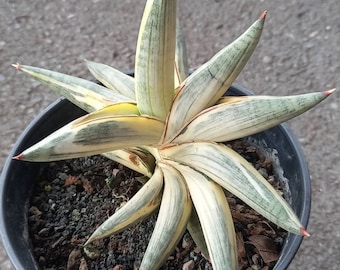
(0, 0), (339, 269)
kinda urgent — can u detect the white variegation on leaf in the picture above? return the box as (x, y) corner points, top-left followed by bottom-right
(165, 160), (238, 270)
(140, 162), (192, 270)
(13, 0), (335, 268)
(135, 0), (177, 120)
(172, 92), (331, 143)
(161, 142), (304, 235)
(13, 65), (154, 173)
(174, 19), (189, 87)
(15, 114), (164, 162)
(86, 60), (136, 100)
(163, 11), (267, 143)
(13, 64), (132, 113)
(186, 207), (210, 260)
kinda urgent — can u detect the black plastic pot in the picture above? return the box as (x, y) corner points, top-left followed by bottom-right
(0, 84), (311, 270)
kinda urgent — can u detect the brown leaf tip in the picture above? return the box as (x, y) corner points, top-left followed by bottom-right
(12, 63), (22, 70)
(12, 153), (23, 160)
(324, 88), (336, 96)
(300, 227), (310, 237)
(12, 154), (24, 160)
(260, 10), (268, 20)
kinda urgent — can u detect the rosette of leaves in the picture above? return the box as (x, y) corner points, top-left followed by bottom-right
(13, 0), (335, 269)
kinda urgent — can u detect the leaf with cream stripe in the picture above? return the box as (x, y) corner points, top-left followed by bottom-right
(140, 162), (192, 270)
(161, 141), (305, 235)
(172, 91), (332, 143)
(15, 114), (164, 162)
(163, 12), (266, 142)
(166, 160), (237, 270)
(86, 60), (136, 100)
(13, 64), (132, 112)
(135, 0), (177, 120)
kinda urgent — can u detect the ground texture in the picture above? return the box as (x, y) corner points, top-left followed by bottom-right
(0, 0), (339, 269)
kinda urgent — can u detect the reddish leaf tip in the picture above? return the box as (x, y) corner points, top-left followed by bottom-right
(324, 88), (336, 96)
(260, 10), (268, 20)
(300, 227), (310, 237)
(12, 153), (23, 160)
(12, 63), (22, 70)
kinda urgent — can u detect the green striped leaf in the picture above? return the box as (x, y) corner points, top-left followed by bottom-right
(14, 114), (164, 162)
(173, 91), (333, 143)
(135, 0), (177, 120)
(168, 160), (237, 270)
(86, 60), (136, 100)
(163, 12), (266, 142)
(186, 207), (209, 260)
(161, 142), (305, 235)
(13, 64), (131, 112)
(174, 19), (189, 87)
(140, 162), (191, 270)
(83, 103), (153, 176)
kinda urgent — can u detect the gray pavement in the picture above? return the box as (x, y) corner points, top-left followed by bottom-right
(0, 0), (339, 269)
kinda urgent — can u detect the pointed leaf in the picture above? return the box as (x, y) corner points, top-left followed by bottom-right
(163, 12), (266, 142)
(85, 167), (163, 244)
(14, 115), (164, 161)
(79, 103), (152, 176)
(135, 0), (177, 120)
(140, 162), (192, 270)
(161, 142), (305, 235)
(173, 91), (333, 143)
(80, 103), (154, 176)
(174, 19), (189, 87)
(168, 161), (237, 270)
(13, 64), (132, 112)
(86, 60), (136, 99)
(186, 207), (210, 260)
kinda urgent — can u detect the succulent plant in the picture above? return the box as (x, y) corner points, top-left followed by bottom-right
(13, 0), (335, 269)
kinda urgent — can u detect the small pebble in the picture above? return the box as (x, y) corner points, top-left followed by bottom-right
(182, 259), (195, 270)
(84, 246), (100, 259)
(38, 256), (46, 266)
(67, 249), (81, 270)
(262, 55), (272, 64)
(79, 257), (89, 270)
(37, 227), (50, 237)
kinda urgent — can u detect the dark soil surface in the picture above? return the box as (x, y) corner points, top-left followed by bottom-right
(28, 140), (286, 270)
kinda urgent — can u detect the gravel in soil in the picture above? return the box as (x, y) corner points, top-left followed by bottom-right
(28, 140), (287, 270)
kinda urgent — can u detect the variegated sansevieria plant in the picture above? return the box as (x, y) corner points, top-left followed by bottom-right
(13, 1), (335, 269)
